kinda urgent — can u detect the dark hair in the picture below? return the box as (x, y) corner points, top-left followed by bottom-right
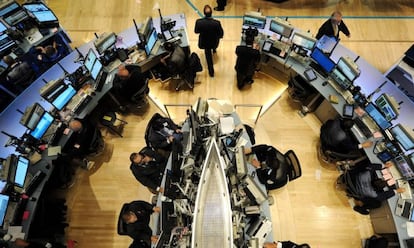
(341, 118), (354, 130)
(204, 5), (212, 17)
(45, 45), (57, 57)
(3, 55), (15, 66)
(130, 153), (138, 163)
(245, 36), (254, 46)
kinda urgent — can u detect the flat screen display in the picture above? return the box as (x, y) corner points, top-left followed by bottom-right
(33, 10), (57, 23)
(365, 103), (392, 130)
(316, 35), (338, 54)
(243, 15), (266, 29)
(375, 94), (398, 121)
(0, 22), (7, 33)
(269, 19), (293, 38)
(144, 28), (158, 56)
(19, 103), (45, 130)
(52, 85), (76, 110)
(84, 49), (97, 72)
(0, 2), (19, 18)
(90, 59), (103, 80)
(30, 112), (54, 140)
(391, 124), (414, 151)
(23, 3), (48, 12)
(337, 57), (359, 82)
(0, 194), (9, 227)
(310, 47), (335, 73)
(95, 33), (116, 55)
(291, 32), (316, 50)
(14, 156), (29, 188)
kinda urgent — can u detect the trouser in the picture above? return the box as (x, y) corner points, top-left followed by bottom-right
(217, 0), (227, 8)
(236, 70), (253, 89)
(204, 48), (214, 76)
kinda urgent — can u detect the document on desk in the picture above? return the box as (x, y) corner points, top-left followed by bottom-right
(219, 117), (234, 135)
(407, 221), (414, 237)
(7, 226), (25, 241)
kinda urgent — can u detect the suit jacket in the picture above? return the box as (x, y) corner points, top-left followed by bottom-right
(130, 147), (166, 190)
(316, 19), (350, 40)
(320, 119), (358, 154)
(148, 117), (181, 150)
(235, 45), (261, 75)
(194, 17), (224, 49)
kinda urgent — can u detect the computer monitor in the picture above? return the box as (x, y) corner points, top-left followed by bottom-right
(330, 68), (352, 89)
(316, 35), (339, 54)
(19, 103), (45, 130)
(0, 21), (6, 33)
(90, 58), (103, 80)
(375, 93), (400, 121)
(23, 3), (58, 25)
(94, 32), (117, 55)
(364, 103), (392, 130)
(40, 78), (66, 103)
(0, 1), (28, 27)
(310, 47), (335, 74)
(0, 194), (9, 227)
(144, 28), (158, 56)
(12, 155), (29, 188)
(30, 112), (54, 140)
(84, 48), (98, 72)
(139, 16), (154, 41)
(391, 124), (414, 151)
(51, 84), (76, 110)
(337, 57), (360, 82)
(242, 12), (266, 29)
(188, 109), (199, 144)
(269, 18), (293, 38)
(291, 31), (316, 50)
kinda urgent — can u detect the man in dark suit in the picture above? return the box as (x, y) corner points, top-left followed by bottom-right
(214, 0), (227, 11)
(146, 115), (182, 151)
(129, 147), (167, 193)
(194, 5), (224, 77)
(316, 11), (351, 40)
(235, 36), (261, 89)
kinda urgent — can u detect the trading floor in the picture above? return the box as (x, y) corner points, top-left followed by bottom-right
(12, 0), (414, 247)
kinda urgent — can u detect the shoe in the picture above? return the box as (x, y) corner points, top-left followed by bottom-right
(213, 49), (217, 53)
(209, 72), (214, 77)
(214, 7), (224, 11)
(353, 206), (369, 215)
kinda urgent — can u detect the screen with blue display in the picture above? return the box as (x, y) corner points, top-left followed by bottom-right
(365, 103), (392, 130)
(310, 47), (335, 73)
(0, 22), (6, 33)
(0, 194), (9, 227)
(84, 49), (97, 72)
(14, 156), (29, 188)
(391, 124), (414, 151)
(0, 2), (19, 17)
(90, 59), (103, 80)
(243, 15), (266, 29)
(33, 10), (57, 22)
(145, 28), (158, 56)
(52, 85), (76, 110)
(30, 112), (53, 140)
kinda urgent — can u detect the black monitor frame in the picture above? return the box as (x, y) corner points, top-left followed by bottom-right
(19, 103), (46, 131)
(390, 123), (414, 151)
(29, 111), (54, 140)
(242, 13), (266, 30)
(374, 93), (399, 121)
(144, 28), (158, 56)
(51, 84), (76, 111)
(94, 32), (117, 55)
(10, 155), (29, 188)
(291, 31), (317, 51)
(269, 18), (293, 39)
(310, 47), (335, 74)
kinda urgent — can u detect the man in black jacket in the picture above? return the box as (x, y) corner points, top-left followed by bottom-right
(316, 11), (351, 40)
(235, 36), (261, 89)
(244, 144), (289, 190)
(121, 200), (160, 246)
(194, 5), (224, 77)
(129, 147), (167, 193)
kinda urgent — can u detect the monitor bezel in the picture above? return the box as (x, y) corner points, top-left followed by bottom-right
(51, 84), (76, 111)
(13, 155), (29, 188)
(374, 93), (399, 121)
(310, 47), (335, 73)
(0, 194), (9, 227)
(29, 111), (54, 140)
(269, 18), (293, 38)
(390, 123), (414, 151)
(242, 14), (266, 30)
(291, 31), (316, 50)
(19, 102), (46, 131)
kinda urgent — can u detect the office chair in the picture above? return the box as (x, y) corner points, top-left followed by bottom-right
(100, 111), (128, 137)
(127, 78), (149, 111)
(173, 52), (203, 91)
(318, 140), (367, 170)
(144, 113), (163, 149)
(287, 74), (317, 103)
(117, 203), (129, 235)
(284, 150), (302, 181)
(85, 127), (105, 157)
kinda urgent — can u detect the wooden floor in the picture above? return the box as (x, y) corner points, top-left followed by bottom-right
(40, 0), (414, 247)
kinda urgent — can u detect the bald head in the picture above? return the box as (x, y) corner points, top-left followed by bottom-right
(204, 5), (212, 17)
(117, 64), (130, 80)
(331, 11), (343, 25)
(69, 119), (83, 132)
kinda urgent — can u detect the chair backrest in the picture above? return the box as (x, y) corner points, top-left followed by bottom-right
(284, 150), (302, 181)
(131, 78), (149, 103)
(117, 203), (129, 235)
(144, 113), (163, 148)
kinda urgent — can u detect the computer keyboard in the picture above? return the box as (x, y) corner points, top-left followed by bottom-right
(94, 71), (108, 92)
(353, 117), (373, 138)
(24, 170), (46, 196)
(273, 40), (291, 52)
(73, 95), (92, 114)
(310, 61), (328, 78)
(398, 179), (413, 200)
(42, 122), (61, 144)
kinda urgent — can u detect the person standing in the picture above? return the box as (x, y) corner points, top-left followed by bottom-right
(214, 0), (227, 11)
(316, 11), (351, 40)
(235, 36), (261, 89)
(194, 5), (224, 77)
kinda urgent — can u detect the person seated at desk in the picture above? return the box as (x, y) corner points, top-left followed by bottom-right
(129, 147), (167, 194)
(121, 200), (160, 247)
(244, 144), (289, 190)
(146, 115), (183, 152)
(263, 241), (311, 248)
(338, 161), (404, 215)
(320, 118), (373, 155)
(160, 42), (186, 76)
(63, 119), (103, 168)
(235, 35), (260, 90)
(2, 55), (35, 93)
(114, 64), (149, 105)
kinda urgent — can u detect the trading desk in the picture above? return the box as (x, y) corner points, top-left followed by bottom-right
(152, 102), (273, 248)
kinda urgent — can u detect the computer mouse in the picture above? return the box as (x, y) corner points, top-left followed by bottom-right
(178, 33), (182, 37)
(322, 81), (328, 86)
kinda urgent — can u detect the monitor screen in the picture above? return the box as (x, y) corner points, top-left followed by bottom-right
(391, 124), (414, 151)
(0, 22), (7, 33)
(144, 28), (158, 56)
(0, 2), (19, 18)
(84, 49), (97, 72)
(95, 32), (117, 55)
(19, 103), (45, 130)
(90, 59), (103, 80)
(30, 112), (54, 140)
(33, 10), (57, 23)
(40, 79), (66, 102)
(22, 3), (48, 12)
(375, 94), (399, 121)
(331, 68), (352, 89)
(14, 156), (29, 188)
(139, 16), (154, 40)
(291, 32), (316, 50)
(242, 15), (266, 29)
(310, 47), (335, 73)
(269, 19), (293, 38)
(337, 57), (360, 82)
(365, 103), (392, 130)
(316, 35), (338, 54)
(51, 85), (76, 110)
(0, 194), (9, 227)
